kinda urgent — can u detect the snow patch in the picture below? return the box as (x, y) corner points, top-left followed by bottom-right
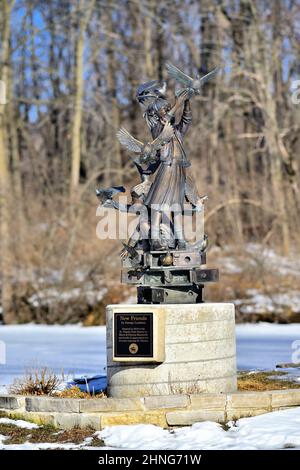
(234, 289), (300, 315)
(97, 407), (300, 450)
(28, 285), (107, 308)
(0, 418), (39, 429)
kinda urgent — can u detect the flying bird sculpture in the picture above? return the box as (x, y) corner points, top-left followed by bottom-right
(166, 63), (219, 96)
(95, 186), (125, 205)
(116, 122), (174, 165)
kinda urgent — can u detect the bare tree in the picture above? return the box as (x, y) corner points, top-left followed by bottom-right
(70, 0), (95, 195)
(0, 0), (15, 322)
(0, 0), (299, 322)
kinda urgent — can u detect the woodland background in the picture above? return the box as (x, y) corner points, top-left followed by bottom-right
(0, 0), (300, 324)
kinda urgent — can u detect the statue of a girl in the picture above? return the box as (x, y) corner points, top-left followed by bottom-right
(140, 86), (202, 250)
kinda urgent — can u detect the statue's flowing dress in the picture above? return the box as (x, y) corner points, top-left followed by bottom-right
(145, 104), (198, 210)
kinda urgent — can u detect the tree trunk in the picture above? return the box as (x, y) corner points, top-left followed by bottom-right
(141, 0), (154, 79)
(104, 5), (122, 186)
(0, 0), (14, 323)
(70, 0), (95, 196)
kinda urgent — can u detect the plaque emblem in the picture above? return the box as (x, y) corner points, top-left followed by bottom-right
(129, 343), (138, 354)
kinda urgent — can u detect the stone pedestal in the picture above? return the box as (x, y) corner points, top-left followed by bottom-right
(106, 303), (237, 398)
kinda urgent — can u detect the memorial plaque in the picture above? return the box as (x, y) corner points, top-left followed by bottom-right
(114, 312), (153, 358)
(111, 307), (165, 363)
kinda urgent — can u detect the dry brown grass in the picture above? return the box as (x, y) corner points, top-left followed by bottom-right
(206, 245), (300, 323)
(5, 190), (300, 325)
(9, 368), (62, 396)
(238, 371), (300, 391)
(58, 385), (106, 399)
(9, 368), (107, 398)
(83, 284), (135, 326)
(0, 420), (104, 447)
(5, 193), (132, 325)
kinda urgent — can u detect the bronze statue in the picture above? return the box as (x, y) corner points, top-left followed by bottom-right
(116, 122), (174, 166)
(141, 88), (201, 251)
(96, 63), (219, 304)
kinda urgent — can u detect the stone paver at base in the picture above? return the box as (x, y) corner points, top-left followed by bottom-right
(1, 389), (300, 430)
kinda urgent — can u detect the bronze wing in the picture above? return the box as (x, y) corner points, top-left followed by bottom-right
(151, 122), (174, 151)
(199, 67), (219, 87)
(116, 128), (144, 153)
(185, 174), (201, 205)
(166, 63), (194, 88)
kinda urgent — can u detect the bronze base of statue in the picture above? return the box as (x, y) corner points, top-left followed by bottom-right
(121, 249), (219, 304)
(137, 285), (203, 304)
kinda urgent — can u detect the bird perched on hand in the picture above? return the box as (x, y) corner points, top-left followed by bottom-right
(95, 186), (125, 205)
(166, 63), (219, 97)
(116, 122), (174, 165)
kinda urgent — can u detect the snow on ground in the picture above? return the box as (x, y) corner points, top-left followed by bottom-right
(213, 244), (300, 315)
(27, 286), (107, 309)
(1, 243), (299, 323)
(1, 322), (300, 390)
(0, 322), (300, 449)
(3, 243), (300, 319)
(234, 289), (300, 315)
(1, 408), (300, 450)
(0, 418), (39, 429)
(97, 407), (300, 450)
(215, 243), (300, 278)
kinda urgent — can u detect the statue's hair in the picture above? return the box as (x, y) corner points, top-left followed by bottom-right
(136, 80), (166, 105)
(143, 98), (171, 132)
(148, 97), (170, 114)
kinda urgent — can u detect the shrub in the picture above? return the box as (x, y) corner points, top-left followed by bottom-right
(9, 367), (62, 396)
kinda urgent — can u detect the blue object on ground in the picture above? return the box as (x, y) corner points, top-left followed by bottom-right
(67, 374), (107, 394)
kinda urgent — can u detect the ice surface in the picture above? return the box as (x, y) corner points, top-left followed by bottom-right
(0, 324), (106, 391)
(0, 323), (300, 390)
(236, 322), (300, 370)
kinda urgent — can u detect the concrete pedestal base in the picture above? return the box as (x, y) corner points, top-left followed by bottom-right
(106, 303), (237, 398)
